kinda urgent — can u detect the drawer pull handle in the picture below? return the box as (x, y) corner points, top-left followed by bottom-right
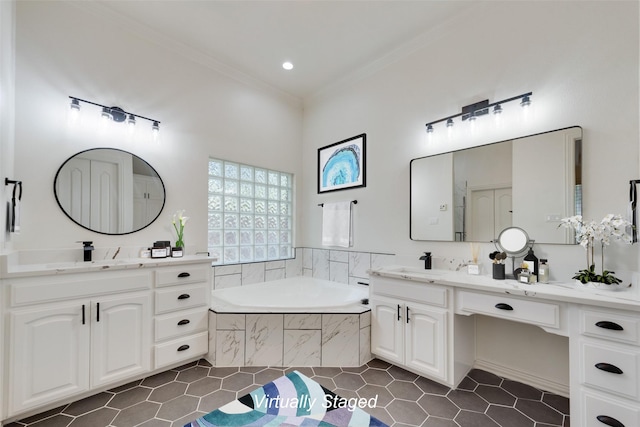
(597, 415), (625, 427)
(178, 272), (191, 278)
(397, 304), (401, 321)
(177, 344), (190, 352)
(177, 319), (190, 326)
(178, 294), (191, 300)
(82, 304), (86, 325)
(596, 321), (624, 331)
(495, 303), (513, 311)
(595, 362), (624, 375)
(406, 306), (410, 324)
(96, 302), (100, 322)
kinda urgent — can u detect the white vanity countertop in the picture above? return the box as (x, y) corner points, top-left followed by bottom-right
(0, 254), (216, 279)
(370, 265), (640, 311)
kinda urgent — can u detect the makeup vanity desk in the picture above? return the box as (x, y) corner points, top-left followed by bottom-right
(369, 266), (640, 427)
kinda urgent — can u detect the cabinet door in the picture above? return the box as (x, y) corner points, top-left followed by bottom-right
(9, 302), (90, 414)
(91, 293), (151, 387)
(371, 296), (404, 365)
(405, 302), (448, 381)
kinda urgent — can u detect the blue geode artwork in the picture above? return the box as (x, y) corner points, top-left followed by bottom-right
(318, 134), (366, 193)
(322, 144), (361, 186)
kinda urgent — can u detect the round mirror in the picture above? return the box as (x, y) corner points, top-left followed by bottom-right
(496, 227), (530, 255)
(54, 148), (165, 235)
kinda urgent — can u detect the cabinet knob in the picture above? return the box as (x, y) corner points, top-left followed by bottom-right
(177, 319), (190, 326)
(495, 303), (513, 311)
(596, 415), (625, 427)
(178, 272), (191, 278)
(177, 294), (191, 300)
(595, 321), (624, 331)
(177, 344), (190, 352)
(595, 362), (624, 375)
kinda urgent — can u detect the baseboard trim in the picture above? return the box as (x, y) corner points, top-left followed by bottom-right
(473, 358), (570, 398)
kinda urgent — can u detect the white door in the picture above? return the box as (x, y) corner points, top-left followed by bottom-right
(90, 160), (120, 234)
(370, 296), (404, 365)
(56, 157), (91, 226)
(468, 187), (512, 241)
(405, 303), (447, 381)
(91, 293), (151, 387)
(10, 302), (90, 414)
(494, 188), (513, 236)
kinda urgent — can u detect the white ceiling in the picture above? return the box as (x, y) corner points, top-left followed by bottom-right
(92, 0), (478, 101)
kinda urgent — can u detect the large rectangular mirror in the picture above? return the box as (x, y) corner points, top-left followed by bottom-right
(410, 126), (582, 244)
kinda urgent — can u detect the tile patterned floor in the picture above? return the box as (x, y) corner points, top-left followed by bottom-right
(6, 359), (570, 427)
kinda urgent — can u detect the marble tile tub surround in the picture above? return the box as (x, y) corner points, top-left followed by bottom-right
(207, 311), (372, 367)
(212, 247), (395, 289)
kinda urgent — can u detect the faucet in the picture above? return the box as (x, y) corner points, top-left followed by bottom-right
(82, 241), (94, 262)
(419, 252), (432, 269)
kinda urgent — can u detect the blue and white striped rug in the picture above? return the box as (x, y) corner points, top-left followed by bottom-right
(184, 370), (388, 427)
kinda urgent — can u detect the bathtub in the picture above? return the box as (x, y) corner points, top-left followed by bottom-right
(211, 276), (369, 313)
(208, 277), (372, 367)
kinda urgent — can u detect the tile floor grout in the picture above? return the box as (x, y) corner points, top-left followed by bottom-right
(5, 359), (570, 427)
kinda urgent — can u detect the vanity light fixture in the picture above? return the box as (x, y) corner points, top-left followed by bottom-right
(425, 91), (532, 133)
(68, 96), (161, 134)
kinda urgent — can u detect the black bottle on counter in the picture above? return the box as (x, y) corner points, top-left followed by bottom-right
(523, 247), (539, 276)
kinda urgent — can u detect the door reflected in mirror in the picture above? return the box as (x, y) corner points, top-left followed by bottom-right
(54, 148), (165, 235)
(410, 126), (581, 244)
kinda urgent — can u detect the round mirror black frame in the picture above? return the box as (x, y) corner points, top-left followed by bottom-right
(53, 147), (166, 235)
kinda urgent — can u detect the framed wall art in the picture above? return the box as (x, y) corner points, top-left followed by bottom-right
(317, 133), (366, 193)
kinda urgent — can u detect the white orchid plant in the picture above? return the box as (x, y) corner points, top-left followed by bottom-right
(172, 210), (189, 248)
(559, 214), (632, 284)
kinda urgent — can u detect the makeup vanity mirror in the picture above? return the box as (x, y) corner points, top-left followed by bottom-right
(410, 126), (582, 244)
(54, 148), (165, 235)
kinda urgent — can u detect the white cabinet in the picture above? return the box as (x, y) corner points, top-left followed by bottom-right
(153, 265), (210, 369)
(4, 270), (153, 416)
(133, 174), (164, 230)
(370, 277), (449, 383)
(10, 301), (91, 413)
(571, 306), (640, 427)
(8, 292), (151, 415)
(91, 293), (151, 387)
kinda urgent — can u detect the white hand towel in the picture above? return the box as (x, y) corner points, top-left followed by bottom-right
(322, 201), (352, 248)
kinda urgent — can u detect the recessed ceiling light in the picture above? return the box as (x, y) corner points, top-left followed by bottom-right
(282, 61), (294, 70)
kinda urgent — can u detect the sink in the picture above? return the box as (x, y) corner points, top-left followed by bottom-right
(384, 266), (445, 277)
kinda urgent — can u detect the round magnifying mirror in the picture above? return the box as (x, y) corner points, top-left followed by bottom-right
(496, 227), (530, 255)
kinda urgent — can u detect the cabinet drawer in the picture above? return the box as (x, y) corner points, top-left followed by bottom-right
(9, 270), (152, 307)
(582, 309), (640, 345)
(154, 331), (208, 369)
(155, 284), (208, 314)
(582, 390), (640, 427)
(371, 277), (448, 307)
(582, 341), (640, 400)
(456, 291), (561, 330)
(156, 266), (209, 288)
(155, 308), (208, 342)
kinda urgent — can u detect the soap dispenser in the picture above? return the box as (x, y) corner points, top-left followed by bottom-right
(81, 241), (94, 262)
(419, 252), (432, 269)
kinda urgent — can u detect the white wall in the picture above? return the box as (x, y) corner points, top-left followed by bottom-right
(302, 0), (639, 283)
(301, 1), (639, 389)
(10, 1), (302, 253)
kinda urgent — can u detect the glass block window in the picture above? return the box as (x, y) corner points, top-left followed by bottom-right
(208, 158), (293, 265)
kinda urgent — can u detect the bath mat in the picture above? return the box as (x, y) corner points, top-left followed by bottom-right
(184, 370), (388, 427)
